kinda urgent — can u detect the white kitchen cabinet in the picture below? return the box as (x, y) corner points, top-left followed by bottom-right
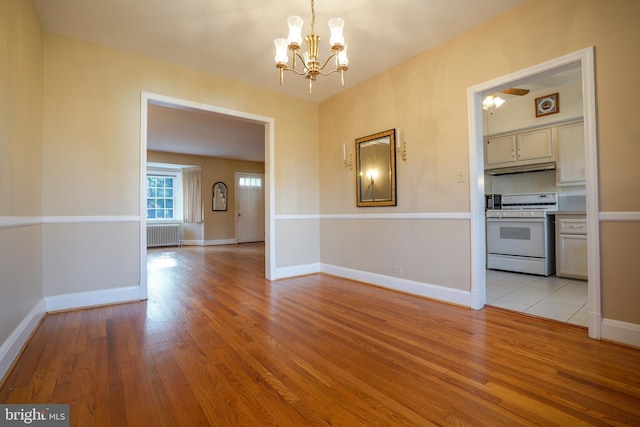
(516, 128), (554, 162)
(556, 120), (586, 186)
(485, 127), (554, 169)
(484, 134), (516, 166)
(556, 215), (588, 280)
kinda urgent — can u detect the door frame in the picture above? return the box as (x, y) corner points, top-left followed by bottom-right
(466, 47), (601, 339)
(139, 92), (277, 300)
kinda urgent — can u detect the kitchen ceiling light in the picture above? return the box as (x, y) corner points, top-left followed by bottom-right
(274, 0), (348, 95)
(482, 94), (506, 113)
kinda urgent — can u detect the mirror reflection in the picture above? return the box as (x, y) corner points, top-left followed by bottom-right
(356, 129), (396, 207)
(212, 182), (227, 211)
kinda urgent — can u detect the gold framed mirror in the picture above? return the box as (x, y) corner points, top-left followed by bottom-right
(356, 129), (397, 207)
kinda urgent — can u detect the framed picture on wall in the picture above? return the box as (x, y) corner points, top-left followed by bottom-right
(212, 182), (227, 211)
(535, 92), (559, 117)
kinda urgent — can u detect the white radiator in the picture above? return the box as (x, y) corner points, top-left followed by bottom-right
(147, 224), (181, 247)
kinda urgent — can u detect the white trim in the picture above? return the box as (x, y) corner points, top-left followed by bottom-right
(580, 47), (602, 340)
(467, 47), (602, 338)
(275, 213), (471, 221)
(203, 239), (238, 246)
(1, 216), (141, 229)
(265, 122), (276, 280)
(599, 212), (640, 222)
(0, 300), (46, 382)
(602, 319), (640, 348)
(180, 240), (204, 246)
(180, 239), (238, 246)
(274, 263), (321, 279)
(276, 214), (321, 220)
(0, 217), (41, 229)
(321, 212), (470, 220)
(322, 264), (471, 307)
(140, 95), (149, 300)
(140, 91), (276, 287)
(43, 216), (140, 224)
(45, 286), (141, 312)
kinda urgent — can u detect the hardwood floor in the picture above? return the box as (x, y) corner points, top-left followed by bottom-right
(1, 243), (639, 426)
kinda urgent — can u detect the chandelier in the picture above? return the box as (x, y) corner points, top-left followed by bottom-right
(274, 0), (349, 95)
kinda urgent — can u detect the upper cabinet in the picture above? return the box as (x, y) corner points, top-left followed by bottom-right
(484, 134), (517, 166)
(485, 127), (554, 168)
(556, 120), (586, 186)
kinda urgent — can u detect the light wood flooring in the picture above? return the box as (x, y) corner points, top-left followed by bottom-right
(1, 243), (639, 426)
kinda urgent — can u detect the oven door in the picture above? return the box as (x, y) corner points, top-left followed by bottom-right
(486, 217), (546, 258)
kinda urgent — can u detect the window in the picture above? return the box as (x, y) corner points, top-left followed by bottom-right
(238, 176), (262, 188)
(147, 175), (175, 220)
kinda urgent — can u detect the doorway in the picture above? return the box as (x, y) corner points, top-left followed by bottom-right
(467, 47), (602, 339)
(139, 92), (276, 301)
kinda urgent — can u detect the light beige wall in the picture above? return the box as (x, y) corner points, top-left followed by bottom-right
(0, 0), (43, 217)
(0, 1), (44, 347)
(319, 0), (640, 324)
(42, 33), (319, 296)
(147, 150), (264, 242)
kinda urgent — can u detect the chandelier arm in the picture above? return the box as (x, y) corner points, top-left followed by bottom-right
(317, 52), (338, 72)
(283, 67), (308, 77)
(319, 69), (341, 76)
(293, 51), (308, 70)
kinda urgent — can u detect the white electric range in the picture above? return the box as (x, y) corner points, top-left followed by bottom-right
(486, 192), (558, 276)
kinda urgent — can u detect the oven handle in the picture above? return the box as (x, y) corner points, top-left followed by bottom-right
(486, 217), (545, 223)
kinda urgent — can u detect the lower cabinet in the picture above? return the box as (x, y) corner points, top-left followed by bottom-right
(555, 215), (588, 280)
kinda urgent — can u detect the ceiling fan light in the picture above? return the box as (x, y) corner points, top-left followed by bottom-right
(287, 16), (304, 47)
(493, 96), (505, 108)
(482, 95), (495, 109)
(328, 17), (345, 49)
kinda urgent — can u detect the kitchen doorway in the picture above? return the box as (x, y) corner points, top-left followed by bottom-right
(466, 47), (601, 339)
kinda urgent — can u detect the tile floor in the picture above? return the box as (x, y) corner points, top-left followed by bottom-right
(486, 269), (588, 327)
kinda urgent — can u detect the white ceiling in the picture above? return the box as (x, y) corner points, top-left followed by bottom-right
(147, 103), (266, 162)
(34, 0), (536, 161)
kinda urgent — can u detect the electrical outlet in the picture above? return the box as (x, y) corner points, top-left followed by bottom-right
(392, 265), (402, 274)
(457, 170), (465, 183)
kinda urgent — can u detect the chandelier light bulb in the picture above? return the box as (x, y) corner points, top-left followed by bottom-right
(328, 17), (345, 49)
(274, 38), (289, 65)
(287, 16), (303, 47)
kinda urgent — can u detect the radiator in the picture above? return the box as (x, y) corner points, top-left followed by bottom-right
(147, 224), (181, 247)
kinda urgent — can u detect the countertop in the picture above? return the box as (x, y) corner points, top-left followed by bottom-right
(547, 210), (587, 216)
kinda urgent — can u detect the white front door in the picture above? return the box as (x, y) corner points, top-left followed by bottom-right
(236, 173), (265, 243)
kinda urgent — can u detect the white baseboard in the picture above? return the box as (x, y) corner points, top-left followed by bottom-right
(181, 239), (238, 246)
(602, 318), (640, 348)
(274, 263), (321, 279)
(45, 286), (141, 312)
(203, 239), (237, 246)
(321, 264), (471, 307)
(0, 299), (46, 382)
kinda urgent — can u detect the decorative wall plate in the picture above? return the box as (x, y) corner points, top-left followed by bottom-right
(535, 92), (559, 117)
